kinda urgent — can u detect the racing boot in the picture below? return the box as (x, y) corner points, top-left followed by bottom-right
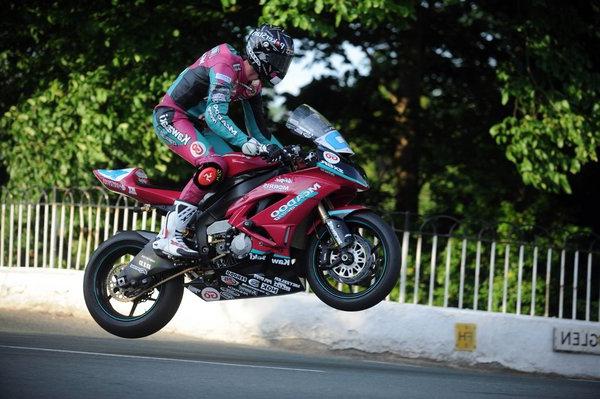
(152, 200), (199, 258)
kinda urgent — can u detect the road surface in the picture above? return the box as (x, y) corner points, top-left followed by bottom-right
(0, 309), (598, 399)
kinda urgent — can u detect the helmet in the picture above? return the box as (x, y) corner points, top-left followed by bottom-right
(245, 25), (294, 86)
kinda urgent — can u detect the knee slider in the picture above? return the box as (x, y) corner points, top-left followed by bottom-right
(193, 163), (224, 189)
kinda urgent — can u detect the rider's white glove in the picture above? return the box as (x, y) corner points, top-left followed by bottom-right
(241, 138), (266, 156)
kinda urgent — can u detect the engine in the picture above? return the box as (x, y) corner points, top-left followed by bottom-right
(206, 220), (253, 268)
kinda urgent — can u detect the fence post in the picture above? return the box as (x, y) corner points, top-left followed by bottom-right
(25, 202), (32, 267)
(66, 192), (75, 270)
(586, 252), (592, 321)
(473, 240), (482, 310)
(413, 235), (422, 304)
(559, 249), (566, 318)
(42, 194), (49, 267)
(502, 244), (510, 313)
(84, 191), (94, 266)
(16, 202), (23, 267)
(8, 201), (14, 267)
(516, 245), (524, 315)
(443, 238), (453, 308)
(530, 246), (538, 316)
(572, 250), (579, 320)
(544, 248), (552, 317)
(0, 200), (5, 267)
(487, 241), (496, 311)
(428, 235), (438, 306)
(399, 231), (410, 304)
(458, 238), (467, 309)
(49, 188), (58, 268)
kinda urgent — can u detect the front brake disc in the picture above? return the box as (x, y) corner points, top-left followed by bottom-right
(326, 235), (373, 285)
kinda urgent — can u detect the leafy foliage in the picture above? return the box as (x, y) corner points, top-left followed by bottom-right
(489, 1), (600, 193)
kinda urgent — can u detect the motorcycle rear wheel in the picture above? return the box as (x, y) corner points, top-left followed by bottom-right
(83, 231), (183, 338)
(306, 211), (400, 311)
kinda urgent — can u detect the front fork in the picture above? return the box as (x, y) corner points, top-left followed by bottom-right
(317, 202), (353, 249)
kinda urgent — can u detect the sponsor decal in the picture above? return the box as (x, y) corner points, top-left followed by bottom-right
(263, 183), (289, 191)
(128, 187), (137, 196)
(232, 63), (242, 71)
(211, 92), (227, 102)
(320, 161), (345, 175)
(260, 282), (279, 295)
(201, 287), (221, 301)
(273, 281), (291, 292)
(249, 253), (267, 261)
(221, 287), (240, 297)
(323, 151), (340, 164)
(188, 286), (202, 294)
(102, 178), (127, 192)
(238, 285), (259, 296)
(225, 270), (248, 283)
(253, 274), (272, 284)
(271, 257), (291, 266)
(129, 264), (148, 275)
(248, 278), (260, 288)
(190, 141), (207, 158)
(221, 276), (238, 286)
(220, 291), (235, 300)
(137, 260), (152, 270)
(275, 177), (293, 184)
(274, 276), (302, 289)
(270, 183), (321, 221)
(207, 104), (239, 137)
(158, 114), (191, 145)
(215, 72), (232, 84)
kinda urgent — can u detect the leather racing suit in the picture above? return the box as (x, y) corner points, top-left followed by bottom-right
(153, 43), (280, 204)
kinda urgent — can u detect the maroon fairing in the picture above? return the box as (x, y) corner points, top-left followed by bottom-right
(93, 152), (365, 258)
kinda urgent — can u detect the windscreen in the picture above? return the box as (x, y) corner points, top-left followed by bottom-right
(286, 104), (354, 154)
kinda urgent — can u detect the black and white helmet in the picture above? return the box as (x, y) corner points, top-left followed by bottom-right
(245, 25), (294, 86)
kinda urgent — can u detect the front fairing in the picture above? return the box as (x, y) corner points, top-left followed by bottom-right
(315, 148), (369, 190)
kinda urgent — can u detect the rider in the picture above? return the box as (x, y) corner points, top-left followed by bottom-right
(152, 25), (294, 258)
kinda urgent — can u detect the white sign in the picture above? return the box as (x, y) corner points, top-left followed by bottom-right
(553, 327), (600, 355)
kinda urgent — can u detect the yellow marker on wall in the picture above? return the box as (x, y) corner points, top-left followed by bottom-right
(455, 323), (477, 351)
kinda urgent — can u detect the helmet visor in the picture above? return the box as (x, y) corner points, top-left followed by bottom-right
(268, 52), (292, 79)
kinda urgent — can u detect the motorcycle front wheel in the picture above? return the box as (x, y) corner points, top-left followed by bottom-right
(306, 211), (400, 311)
(83, 231), (183, 338)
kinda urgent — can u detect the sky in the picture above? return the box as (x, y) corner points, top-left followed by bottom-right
(274, 40), (371, 96)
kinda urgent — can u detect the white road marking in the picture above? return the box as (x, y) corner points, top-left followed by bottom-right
(0, 344), (325, 373)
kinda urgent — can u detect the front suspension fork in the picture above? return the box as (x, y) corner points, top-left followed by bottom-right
(317, 202), (353, 248)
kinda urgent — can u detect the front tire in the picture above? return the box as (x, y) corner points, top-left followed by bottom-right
(83, 231), (184, 338)
(306, 211), (400, 311)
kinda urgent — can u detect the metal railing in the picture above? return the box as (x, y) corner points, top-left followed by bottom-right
(0, 188), (598, 322)
(0, 188), (164, 271)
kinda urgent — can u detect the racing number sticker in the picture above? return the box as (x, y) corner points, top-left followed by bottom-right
(323, 151), (340, 164)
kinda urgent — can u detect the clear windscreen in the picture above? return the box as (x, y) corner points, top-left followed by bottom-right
(285, 104), (354, 154)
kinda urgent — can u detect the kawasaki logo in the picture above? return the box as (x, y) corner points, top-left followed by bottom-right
(270, 183), (321, 221)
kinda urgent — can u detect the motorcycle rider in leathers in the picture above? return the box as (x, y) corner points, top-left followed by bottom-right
(152, 25), (294, 258)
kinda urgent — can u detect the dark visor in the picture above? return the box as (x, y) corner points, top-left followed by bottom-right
(269, 52), (292, 77)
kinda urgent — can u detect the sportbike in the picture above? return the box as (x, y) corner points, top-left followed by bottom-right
(83, 104), (401, 338)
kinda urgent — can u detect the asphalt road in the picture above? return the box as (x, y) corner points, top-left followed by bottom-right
(0, 310), (598, 399)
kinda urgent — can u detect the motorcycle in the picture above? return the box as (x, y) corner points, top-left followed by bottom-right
(83, 104), (401, 338)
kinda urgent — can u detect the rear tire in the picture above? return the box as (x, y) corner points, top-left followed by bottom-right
(83, 231), (184, 338)
(306, 211), (400, 311)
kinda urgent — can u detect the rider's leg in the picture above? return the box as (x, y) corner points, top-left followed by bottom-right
(151, 107), (227, 258)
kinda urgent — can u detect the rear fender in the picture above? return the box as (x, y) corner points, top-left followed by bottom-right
(306, 205), (368, 235)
